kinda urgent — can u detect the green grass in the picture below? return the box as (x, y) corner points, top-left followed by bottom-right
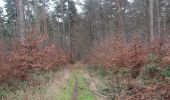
(161, 66), (170, 77)
(56, 76), (75, 100)
(56, 70), (95, 100)
(86, 65), (112, 79)
(76, 71), (95, 100)
(1, 68), (95, 100)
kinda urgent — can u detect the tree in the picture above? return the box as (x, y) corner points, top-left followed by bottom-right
(83, 0), (98, 41)
(150, 0), (154, 41)
(17, 0), (25, 39)
(34, 0), (40, 33)
(42, 0), (47, 34)
(25, 0), (32, 33)
(115, 0), (125, 38)
(0, 7), (5, 39)
(161, 0), (168, 36)
(60, 0), (65, 36)
(4, 0), (17, 36)
(156, 0), (161, 37)
(67, 0), (77, 61)
(54, 0), (68, 46)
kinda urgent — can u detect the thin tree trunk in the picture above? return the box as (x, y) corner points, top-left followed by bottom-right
(14, 0), (17, 38)
(100, 8), (105, 39)
(57, 18), (61, 44)
(0, 22), (3, 45)
(26, 0), (31, 33)
(88, 0), (94, 42)
(60, 0), (65, 46)
(18, 0), (25, 40)
(115, 0), (125, 38)
(163, 0), (167, 36)
(34, 0), (40, 33)
(42, 0), (47, 34)
(69, 20), (73, 62)
(150, 0), (154, 41)
(144, 0), (150, 43)
(156, 0), (161, 37)
(15, 0), (20, 39)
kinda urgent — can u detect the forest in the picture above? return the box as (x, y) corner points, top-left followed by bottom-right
(0, 0), (170, 100)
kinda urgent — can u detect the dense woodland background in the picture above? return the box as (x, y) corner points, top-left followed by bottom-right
(0, 0), (169, 59)
(0, 0), (170, 99)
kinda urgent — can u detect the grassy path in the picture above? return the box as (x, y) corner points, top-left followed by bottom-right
(76, 71), (94, 100)
(71, 75), (78, 100)
(2, 63), (99, 100)
(57, 70), (95, 100)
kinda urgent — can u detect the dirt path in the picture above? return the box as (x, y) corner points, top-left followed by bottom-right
(55, 63), (106, 100)
(70, 62), (107, 100)
(71, 76), (78, 100)
(57, 62), (97, 100)
(5, 62), (102, 100)
(9, 62), (104, 100)
(81, 68), (107, 100)
(71, 62), (80, 100)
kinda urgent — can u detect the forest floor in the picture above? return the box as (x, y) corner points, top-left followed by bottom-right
(3, 62), (169, 100)
(3, 62), (105, 100)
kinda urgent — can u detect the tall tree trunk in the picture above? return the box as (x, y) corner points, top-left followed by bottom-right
(90, 0), (95, 42)
(26, 0), (31, 33)
(57, 18), (61, 44)
(150, 0), (154, 41)
(156, 0), (161, 38)
(144, 0), (150, 43)
(18, 0), (25, 40)
(42, 0), (47, 34)
(115, 0), (125, 38)
(163, 0), (167, 36)
(60, 0), (65, 46)
(34, 0), (40, 33)
(163, 12), (166, 35)
(15, 0), (19, 38)
(69, 20), (73, 62)
(0, 22), (3, 46)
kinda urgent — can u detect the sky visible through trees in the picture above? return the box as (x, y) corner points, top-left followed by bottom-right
(0, 0), (134, 13)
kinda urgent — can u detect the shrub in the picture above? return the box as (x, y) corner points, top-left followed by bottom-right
(87, 36), (147, 96)
(119, 81), (170, 100)
(88, 36), (146, 78)
(162, 36), (170, 65)
(147, 36), (170, 66)
(125, 37), (146, 69)
(143, 64), (160, 79)
(0, 40), (11, 82)
(0, 33), (69, 81)
(86, 35), (170, 96)
(148, 38), (162, 59)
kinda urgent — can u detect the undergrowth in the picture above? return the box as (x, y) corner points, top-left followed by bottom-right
(0, 69), (58, 99)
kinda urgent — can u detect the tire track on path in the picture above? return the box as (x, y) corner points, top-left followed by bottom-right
(71, 75), (78, 100)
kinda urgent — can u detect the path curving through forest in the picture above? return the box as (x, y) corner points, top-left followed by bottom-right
(56, 62), (96, 100)
(4, 62), (106, 100)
